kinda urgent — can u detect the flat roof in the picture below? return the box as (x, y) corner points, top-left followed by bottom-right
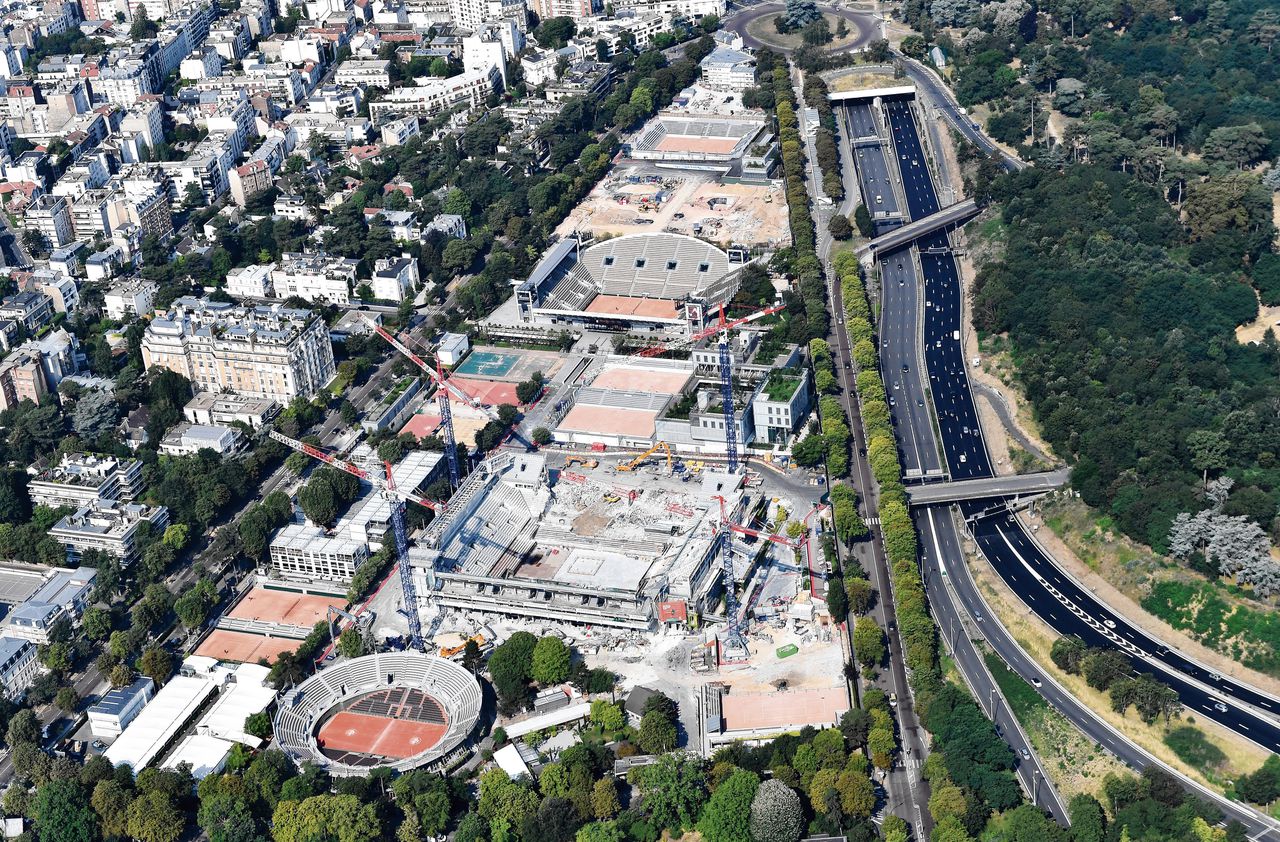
(88, 677), (153, 717)
(196, 663), (275, 746)
(558, 405), (658, 439)
(590, 366), (692, 395)
(162, 733), (233, 779)
(105, 672), (220, 770)
(0, 566), (50, 606)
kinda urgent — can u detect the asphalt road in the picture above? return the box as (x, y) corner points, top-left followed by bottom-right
(896, 58), (1024, 173)
(823, 99), (933, 841)
(926, 508), (1280, 840)
(870, 90), (1280, 825)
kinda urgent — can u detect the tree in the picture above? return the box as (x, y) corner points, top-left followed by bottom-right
(129, 6), (157, 38)
(71, 390), (120, 441)
(853, 205), (874, 238)
(532, 427), (553, 446)
(297, 476), (338, 526)
(577, 822), (623, 842)
(827, 215), (852, 240)
(8, 708), (41, 746)
(34, 780), (97, 842)
(590, 699), (624, 733)
(633, 755), (706, 832)
(272, 795), (381, 842)
(82, 606), (112, 641)
(697, 769), (759, 842)
(162, 524), (189, 551)
(852, 617), (885, 667)
(865, 38), (890, 62)
(91, 779), (133, 838)
(531, 636), (571, 684)
(636, 709), (677, 754)
(748, 779), (802, 842)
(139, 648), (174, 686)
(591, 778), (620, 820)
(782, 0), (820, 28)
(127, 790), (183, 842)
(55, 687), (78, 713)
(245, 712), (272, 739)
(534, 16), (577, 49)
(1081, 649), (1129, 691)
(337, 628), (365, 659)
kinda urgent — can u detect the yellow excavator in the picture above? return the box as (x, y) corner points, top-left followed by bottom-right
(565, 457), (599, 469)
(617, 441), (672, 472)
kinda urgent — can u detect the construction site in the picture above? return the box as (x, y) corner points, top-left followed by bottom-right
(555, 166), (791, 249)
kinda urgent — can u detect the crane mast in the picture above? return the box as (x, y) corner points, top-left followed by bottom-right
(267, 430), (435, 652)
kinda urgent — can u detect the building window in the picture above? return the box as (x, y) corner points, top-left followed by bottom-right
(699, 263), (710, 272)
(635, 258), (646, 268)
(666, 260), (678, 270)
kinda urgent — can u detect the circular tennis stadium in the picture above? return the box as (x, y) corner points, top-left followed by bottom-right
(274, 653), (482, 776)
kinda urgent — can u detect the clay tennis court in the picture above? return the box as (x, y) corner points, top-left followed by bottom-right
(450, 377), (519, 406)
(195, 629), (301, 664)
(590, 366), (692, 395)
(656, 135), (741, 154)
(586, 295), (679, 320)
(720, 686), (850, 731)
(227, 588), (345, 627)
(317, 711), (448, 759)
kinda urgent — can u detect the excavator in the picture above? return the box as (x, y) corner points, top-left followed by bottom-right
(617, 441), (672, 473)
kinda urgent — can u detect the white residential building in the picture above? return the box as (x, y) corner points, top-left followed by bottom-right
(27, 453), (145, 509)
(333, 59), (393, 88)
(49, 502), (170, 566)
(0, 638), (38, 701)
(268, 522), (370, 583)
(2, 567), (98, 644)
(158, 422), (243, 457)
(371, 256), (419, 302)
(700, 44), (755, 92)
(367, 67), (500, 120)
(225, 264), (274, 298)
(183, 393), (278, 429)
(141, 297), (336, 400)
(104, 279), (159, 321)
(270, 252), (359, 306)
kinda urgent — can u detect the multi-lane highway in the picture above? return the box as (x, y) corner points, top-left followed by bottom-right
(862, 90), (1280, 774)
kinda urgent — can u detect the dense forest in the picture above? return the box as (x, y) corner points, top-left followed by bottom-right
(974, 165), (1280, 554)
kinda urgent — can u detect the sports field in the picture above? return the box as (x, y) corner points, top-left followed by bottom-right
(227, 588), (345, 627)
(317, 711), (448, 759)
(195, 629), (301, 664)
(453, 350), (520, 379)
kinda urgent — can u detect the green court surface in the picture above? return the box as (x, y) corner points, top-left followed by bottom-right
(453, 350), (520, 378)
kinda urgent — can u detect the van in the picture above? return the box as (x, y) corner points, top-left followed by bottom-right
(952, 330), (960, 341)
(875, 195), (883, 204)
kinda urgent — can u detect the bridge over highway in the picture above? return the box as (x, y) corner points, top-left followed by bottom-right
(859, 199), (980, 259)
(905, 468), (1070, 506)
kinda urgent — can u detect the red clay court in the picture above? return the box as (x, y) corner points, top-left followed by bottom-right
(227, 588), (345, 627)
(449, 377), (519, 406)
(195, 629), (301, 664)
(315, 688), (450, 762)
(656, 135), (741, 155)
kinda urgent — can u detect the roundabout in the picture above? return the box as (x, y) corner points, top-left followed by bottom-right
(726, 2), (879, 53)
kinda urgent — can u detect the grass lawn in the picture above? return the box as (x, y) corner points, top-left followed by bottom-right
(983, 650), (1047, 720)
(744, 13), (863, 51)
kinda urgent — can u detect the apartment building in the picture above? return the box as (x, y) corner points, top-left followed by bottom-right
(700, 45), (754, 92)
(366, 66), (500, 120)
(104, 279), (159, 321)
(29, 271), (79, 314)
(49, 502), (170, 566)
(0, 291), (53, 332)
(24, 194), (73, 249)
(333, 59), (393, 88)
(0, 330), (81, 412)
(529, 0), (596, 22)
(159, 422), (243, 457)
(613, 0), (723, 16)
(228, 159), (273, 207)
(141, 297), (336, 400)
(225, 264), (274, 298)
(270, 252), (359, 305)
(371, 256), (419, 302)
(0, 638), (38, 701)
(183, 392), (278, 429)
(27, 453), (145, 509)
(2, 567), (98, 644)
(269, 522), (370, 583)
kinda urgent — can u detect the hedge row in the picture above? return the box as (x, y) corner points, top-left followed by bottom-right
(769, 61), (830, 343)
(802, 74), (844, 201)
(809, 339), (851, 479)
(833, 252), (935, 680)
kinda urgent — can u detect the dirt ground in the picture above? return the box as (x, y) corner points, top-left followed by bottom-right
(827, 71), (902, 93)
(1235, 292), (1280, 345)
(960, 515), (1273, 792)
(1026, 500), (1280, 698)
(556, 167), (790, 248)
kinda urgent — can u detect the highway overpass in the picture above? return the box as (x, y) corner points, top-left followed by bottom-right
(905, 468), (1070, 506)
(860, 199), (980, 259)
